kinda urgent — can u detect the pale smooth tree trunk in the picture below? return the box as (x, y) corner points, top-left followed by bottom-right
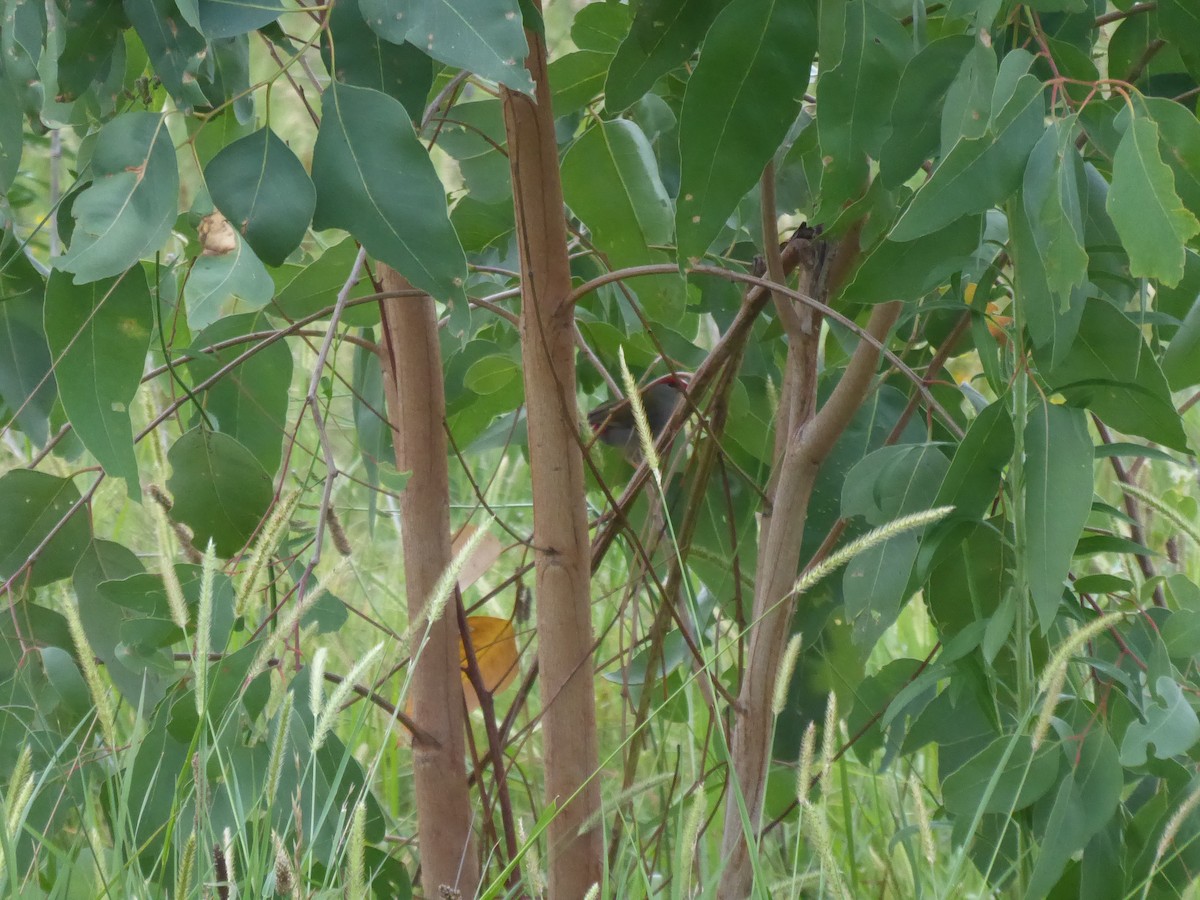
(501, 11), (605, 896)
(377, 265), (479, 898)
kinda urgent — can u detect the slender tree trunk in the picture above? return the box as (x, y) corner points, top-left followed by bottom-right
(377, 265), (479, 898)
(501, 12), (604, 896)
(718, 297), (901, 898)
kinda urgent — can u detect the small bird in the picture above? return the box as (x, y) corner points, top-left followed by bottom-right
(587, 373), (688, 460)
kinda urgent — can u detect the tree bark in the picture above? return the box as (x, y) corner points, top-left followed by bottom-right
(501, 13), (604, 896)
(718, 298), (901, 899)
(377, 265), (479, 898)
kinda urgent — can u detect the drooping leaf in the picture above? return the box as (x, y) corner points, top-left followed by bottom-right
(561, 119), (682, 317)
(185, 312), (292, 477)
(72, 540), (171, 708)
(56, 1), (126, 103)
(879, 34), (975, 187)
(1013, 119), (1089, 365)
(889, 74), (1044, 241)
(460, 615), (519, 711)
(205, 127), (316, 266)
(942, 733), (1060, 816)
(841, 443), (949, 647)
(816, 0), (910, 208)
(1120, 676), (1200, 765)
(604, 0), (726, 112)
(58, 112), (179, 283)
(1024, 402), (1093, 633)
(1143, 96), (1200, 226)
(0, 232), (53, 445)
(934, 400), (1014, 521)
(1027, 728), (1123, 898)
(675, 0), (817, 262)
(183, 231), (274, 330)
(0, 69), (22, 192)
(358, 0), (532, 93)
(1023, 119), (1088, 306)
(1106, 110), (1200, 287)
(44, 268), (152, 496)
(270, 236), (379, 327)
(322, 0), (434, 120)
(166, 427), (274, 557)
(548, 50), (611, 117)
(0, 471), (92, 588)
(123, 0), (209, 111)
(312, 83), (467, 306)
(199, 35), (254, 123)
(1039, 299), (1189, 453)
(197, 0), (284, 38)
(572, 1), (631, 53)
(838, 214), (985, 305)
(1164, 289), (1200, 390)
(939, 37), (998, 152)
(1158, 0), (1200, 80)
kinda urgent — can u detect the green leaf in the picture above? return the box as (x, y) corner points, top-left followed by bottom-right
(1024, 402), (1093, 633)
(72, 540), (170, 708)
(841, 443), (949, 647)
(879, 34), (975, 187)
(0, 470), (92, 588)
(1106, 110), (1200, 287)
(166, 427), (274, 557)
(197, 0), (284, 38)
(55, 2), (127, 104)
(0, 69), (22, 192)
(942, 733), (1059, 816)
(186, 312), (292, 477)
(939, 37), (997, 152)
(675, 0), (817, 262)
(604, 0), (726, 113)
(934, 401), (1014, 521)
(184, 237), (274, 331)
(124, 0), (209, 111)
(889, 74), (1043, 241)
(838, 214), (984, 305)
(0, 232), (54, 445)
(451, 196), (515, 252)
(312, 83), (467, 306)
(322, 0), (434, 120)
(1120, 676), (1200, 765)
(571, 1), (631, 53)
(548, 50), (610, 117)
(562, 119), (682, 317)
(44, 268), (152, 496)
(1013, 120), (1089, 366)
(58, 112), (180, 283)
(205, 127), (316, 267)
(927, 522), (1008, 637)
(1026, 728), (1122, 898)
(1164, 291), (1200, 390)
(358, 0), (532, 93)
(816, 0), (910, 208)
(271, 237), (380, 326)
(1143, 96), (1200, 226)
(1039, 299), (1189, 453)
(1158, 0), (1200, 80)
(1023, 120), (1088, 306)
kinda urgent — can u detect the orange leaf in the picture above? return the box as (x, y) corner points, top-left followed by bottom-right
(460, 615), (519, 711)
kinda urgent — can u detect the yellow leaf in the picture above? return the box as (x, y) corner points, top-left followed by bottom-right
(460, 615), (519, 711)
